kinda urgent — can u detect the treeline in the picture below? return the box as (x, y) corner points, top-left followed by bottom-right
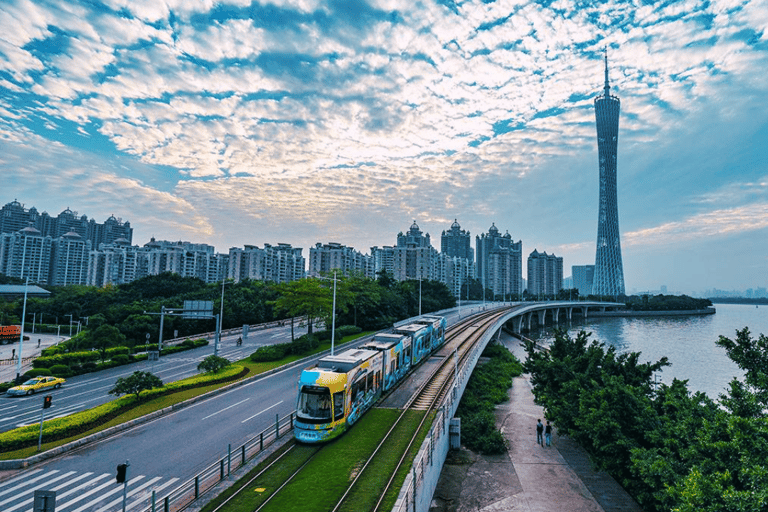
(0, 271), (456, 348)
(524, 328), (768, 511)
(623, 294), (712, 311)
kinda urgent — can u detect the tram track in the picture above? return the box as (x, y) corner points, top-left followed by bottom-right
(204, 306), (516, 512)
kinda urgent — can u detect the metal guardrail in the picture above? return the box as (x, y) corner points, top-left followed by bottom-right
(0, 356), (34, 366)
(162, 317), (309, 347)
(145, 412), (296, 512)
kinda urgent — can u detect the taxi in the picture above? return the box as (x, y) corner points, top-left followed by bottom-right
(6, 376), (66, 396)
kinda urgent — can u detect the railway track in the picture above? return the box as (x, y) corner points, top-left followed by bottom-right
(205, 306), (516, 512)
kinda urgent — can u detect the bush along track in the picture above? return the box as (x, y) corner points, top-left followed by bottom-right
(523, 328), (768, 512)
(454, 341), (523, 455)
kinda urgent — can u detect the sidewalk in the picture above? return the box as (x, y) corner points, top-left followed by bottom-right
(430, 333), (643, 512)
(0, 332), (66, 383)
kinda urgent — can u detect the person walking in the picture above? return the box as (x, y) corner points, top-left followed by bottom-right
(545, 421), (552, 447)
(536, 419), (544, 446)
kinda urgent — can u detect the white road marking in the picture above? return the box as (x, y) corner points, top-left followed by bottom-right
(201, 397), (251, 420)
(0, 469), (48, 498)
(241, 400), (284, 423)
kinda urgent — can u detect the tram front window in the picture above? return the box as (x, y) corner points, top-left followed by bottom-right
(297, 386), (332, 423)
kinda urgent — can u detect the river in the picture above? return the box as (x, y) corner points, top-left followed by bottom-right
(529, 303), (768, 399)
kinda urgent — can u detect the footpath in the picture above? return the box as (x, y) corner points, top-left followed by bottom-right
(0, 332), (65, 384)
(430, 333), (643, 512)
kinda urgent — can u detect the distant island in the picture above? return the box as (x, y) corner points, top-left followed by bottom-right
(707, 297), (768, 306)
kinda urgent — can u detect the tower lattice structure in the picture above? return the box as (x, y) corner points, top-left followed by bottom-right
(592, 52), (625, 296)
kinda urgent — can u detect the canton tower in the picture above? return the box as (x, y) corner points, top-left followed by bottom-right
(592, 52), (625, 296)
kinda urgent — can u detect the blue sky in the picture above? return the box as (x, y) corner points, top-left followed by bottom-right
(1, 0), (766, 295)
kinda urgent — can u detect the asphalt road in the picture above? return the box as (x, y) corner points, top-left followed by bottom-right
(0, 323), (309, 434)
(0, 305), (493, 512)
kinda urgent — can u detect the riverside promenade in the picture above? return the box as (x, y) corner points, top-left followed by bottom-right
(430, 332), (643, 512)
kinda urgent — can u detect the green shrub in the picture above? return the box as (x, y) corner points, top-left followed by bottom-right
(337, 325), (362, 337)
(250, 343), (290, 362)
(105, 347), (130, 357)
(23, 368), (52, 378)
(112, 354), (130, 365)
(49, 364), (71, 377)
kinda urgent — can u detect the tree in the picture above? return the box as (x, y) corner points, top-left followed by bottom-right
(109, 371), (163, 400)
(271, 277), (351, 339)
(198, 355), (231, 373)
(91, 324), (127, 361)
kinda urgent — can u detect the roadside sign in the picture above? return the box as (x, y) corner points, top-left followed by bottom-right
(183, 300), (214, 319)
(242, 324), (249, 339)
(145, 333), (150, 340)
(34, 490), (56, 512)
(148, 351), (159, 361)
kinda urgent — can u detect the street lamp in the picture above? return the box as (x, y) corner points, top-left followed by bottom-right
(215, 279), (232, 357)
(15, 277), (29, 383)
(316, 272), (339, 356)
(65, 314), (73, 337)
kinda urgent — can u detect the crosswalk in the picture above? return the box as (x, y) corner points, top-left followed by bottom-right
(0, 469), (179, 512)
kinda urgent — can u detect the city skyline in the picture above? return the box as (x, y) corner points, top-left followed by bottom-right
(2, 0), (767, 296)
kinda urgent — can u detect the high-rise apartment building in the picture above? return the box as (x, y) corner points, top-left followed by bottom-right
(50, 232), (91, 286)
(309, 242), (373, 278)
(476, 223), (522, 298)
(0, 201), (133, 247)
(441, 219), (473, 263)
(527, 250), (563, 297)
(228, 243), (305, 283)
(572, 265), (595, 296)
(592, 53), (625, 296)
(0, 226), (53, 283)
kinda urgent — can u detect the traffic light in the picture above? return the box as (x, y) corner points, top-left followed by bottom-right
(116, 464), (127, 483)
(43, 396), (52, 409)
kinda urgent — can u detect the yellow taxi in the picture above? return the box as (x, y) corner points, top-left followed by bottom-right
(7, 376), (66, 396)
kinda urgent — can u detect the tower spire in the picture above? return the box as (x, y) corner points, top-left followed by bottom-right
(603, 49), (611, 96)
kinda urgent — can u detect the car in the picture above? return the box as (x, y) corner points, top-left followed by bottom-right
(6, 376), (66, 396)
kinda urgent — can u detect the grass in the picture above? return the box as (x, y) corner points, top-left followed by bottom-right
(0, 331), (372, 460)
(354, 410), (435, 512)
(205, 408), (434, 512)
(257, 409), (404, 512)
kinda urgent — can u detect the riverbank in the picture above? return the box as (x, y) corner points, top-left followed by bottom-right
(430, 332), (642, 512)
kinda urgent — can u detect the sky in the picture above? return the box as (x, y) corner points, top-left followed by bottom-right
(1, 0), (767, 296)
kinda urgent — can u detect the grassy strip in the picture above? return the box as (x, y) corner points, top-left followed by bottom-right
(0, 331), (371, 459)
(200, 442), (319, 512)
(368, 411), (435, 512)
(259, 409), (403, 512)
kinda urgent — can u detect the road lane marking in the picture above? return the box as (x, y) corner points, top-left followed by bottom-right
(0, 469), (49, 498)
(0, 471), (76, 511)
(92, 476), (161, 512)
(53, 474), (118, 511)
(241, 400), (284, 423)
(68, 476), (147, 512)
(202, 397), (251, 420)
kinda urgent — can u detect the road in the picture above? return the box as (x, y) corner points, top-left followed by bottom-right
(0, 322), (309, 434)
(0, 305), (492, 512)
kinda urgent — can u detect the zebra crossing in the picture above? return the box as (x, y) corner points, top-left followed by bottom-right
(0, 469), (179, 512)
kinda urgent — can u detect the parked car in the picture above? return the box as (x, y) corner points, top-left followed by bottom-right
(6, 376), (66, 396)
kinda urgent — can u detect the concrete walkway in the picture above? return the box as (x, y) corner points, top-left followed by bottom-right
(431, 333), (643, 512)
(0, 332), (67, 384)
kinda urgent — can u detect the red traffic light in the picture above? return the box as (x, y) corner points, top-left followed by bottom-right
(43, 396), (52, 409)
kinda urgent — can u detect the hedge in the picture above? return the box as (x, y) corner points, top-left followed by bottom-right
(0, 364), (248, 453)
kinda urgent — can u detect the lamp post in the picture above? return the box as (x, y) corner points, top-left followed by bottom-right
(418, 276), (422, 316)
(315, 272), (339, 355)
(66, 314), (73, 337)
(215, 280), (231, 357)
(15, 277), (29, 383)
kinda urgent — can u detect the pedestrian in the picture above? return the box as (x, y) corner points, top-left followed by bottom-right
(38, 338), (41, 348)
(545, 421), (552, 447)
(536, 418), (544, 446)
(12, 348), (15, 359)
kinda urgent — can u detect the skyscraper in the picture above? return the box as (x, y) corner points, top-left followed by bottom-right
(592, 52), (625, 296)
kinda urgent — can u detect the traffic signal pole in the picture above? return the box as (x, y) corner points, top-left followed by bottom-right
(116, 460), (130, 512)
(38, 395), (52, 451)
